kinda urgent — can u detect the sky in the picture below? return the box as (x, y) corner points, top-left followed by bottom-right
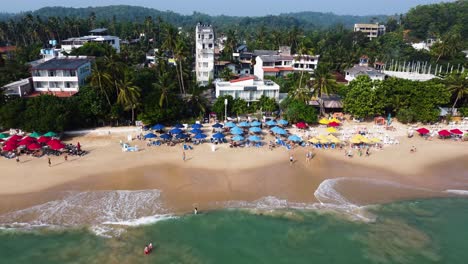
(3, 0), (453, 16)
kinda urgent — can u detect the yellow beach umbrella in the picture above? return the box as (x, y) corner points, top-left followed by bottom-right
(361, 137), (371, 144)
(327, 127), (338, 133)
(330, 137), (341, 143)
(350, 138), (361, 144)
(319, 138), (329, 144)
(371, 138), (381, 143)
(309, 138), (319, 144)
(327, 134), (337, 140)
(319, 118), (330, 125)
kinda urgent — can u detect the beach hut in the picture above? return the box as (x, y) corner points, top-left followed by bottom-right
(213, 132), (225, 139)
(249, 127), (262, 133)
(296, 122), (308, 129)
(191, 123), (203, 129)
(37, 136), (51, 144)
(29, 132), (41, 138)
(248, 135), (262, 142)
(319, 118), (329, 125)
(144, 133), (157, 139)
(288, 135), (302, 142)
(266, 120), (277, 126)
(160, 134), (172, 140)
(212, 123), (223, 128)
(152, 124), (165, 131)
(27, 143), (42, 151)
(250, 121), (262, 127)
(224, 121), (236, 128)
(450, 129), (463, 135)
(238, 121), (250, 128)
(194, 133), (207, 139)
(438, 130), (451, 138)
(43, 131), (57, 138)
(169, 128), (183, 134)
(232, 135), (245, 141)
(416, 128), (430, 135)
(190, 128), (203, 134)
(278, 119), (289, 126)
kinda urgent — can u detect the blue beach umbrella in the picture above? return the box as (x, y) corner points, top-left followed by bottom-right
(224, 121), (236, 128)
(230, 126), (244, 135)
(250, 121), (262, 127)
(212, 123), (223, 128)
(144, 133), (157, 139)
(190, 128), (203, 134)
(176, 133), (189, 139)
(173, 124), (184, 129)
(248, 135), (262, 142)
(152, 124), (165, 130)
(232, 135), (245, 141)
(271, 126), (287, 135)
(266, 120), (277, 126)
(249, 127), (262, 133)
(213, 132), (225, 139)
(191, 123), (203, 129)
(278, 119), (289, 126)
(288, 135), (302, 142)
(238, 121), (250, 127)
(160, 134), (172, 140)
(170, 128), (183, 134)
(194, 133), (207, 139)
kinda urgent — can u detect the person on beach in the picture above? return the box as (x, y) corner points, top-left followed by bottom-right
(194, 207), (198, 215)
(183, 151), (186, 162)
(16, 156), (20, 163)
(289, 154), (294, 166)
(48, 157), (51, 167)
(64, 154), (68, 161)
(365, 148), (370, 157)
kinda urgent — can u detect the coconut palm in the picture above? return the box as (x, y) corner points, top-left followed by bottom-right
(446, 72), (468, 114)
(116, 73), (141, 123)
(89, 63), (112, 106)
(312, 65), (338, 115)
(153, 70), (176, 108)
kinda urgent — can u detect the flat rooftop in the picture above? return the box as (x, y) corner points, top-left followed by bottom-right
(32, 58), (91, 70)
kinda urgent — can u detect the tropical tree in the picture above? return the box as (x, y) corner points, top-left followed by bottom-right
(232, 98), (249, 116)
(445, 72), (468, 114)
(89, 62), (112, 106)
(116, 73), (141, 123)
(185, 84), (209, 117)
(311, 65), (338, 115)
(153, 70), (176, 108)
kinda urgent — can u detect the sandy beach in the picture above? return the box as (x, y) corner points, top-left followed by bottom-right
(1, 122), (467, 219)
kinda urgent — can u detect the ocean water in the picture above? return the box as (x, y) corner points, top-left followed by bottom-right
(1, 198), (467, 264)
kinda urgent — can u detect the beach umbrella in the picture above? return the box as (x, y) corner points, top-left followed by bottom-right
(371, 138), (381, 143)
(450, 129), (463, 135)
(49, 142), (65, 150)
(248, 135), (261, 142)
(278, 119), (289, 126)
(271, 126), (287, 135)
(0, 133), (8, 139)
(319, 118), (330, 125)
(18, 137), (36, 146)
(169, 128), (183, 134)
(238, 121), (250, 127)
(8, 135), (22, 141)
(327, 127), (338, 133)
(250, 121), (262, 127)
(27, 143), (42, 151)
(160, 134), (172, 140)
(230, 126), (244, 135)
(152, 124), (165, 130)
(194, 133), (207, 139)
(2, 144), (16, 151)
(43, 131), (57, 137)
(232, 135), (245, 141)
(29, 132), (41, 138)
(438, 130), (451, 137)
(296, 122), (308, 129)
(224, 121), (236, 128)
(144, 133), (158, 139)
(213, 132), (225, 139)
(249, 127), (262, 133)
(176, 133), (189, 139)
(173, 124), (184, 129)
(266, 120), (277, 126)
(212, 123), (223, 128)
(308, 138), (319, 144)
(47, 139), (62, 147)
(360, 137), (371, 144)
(416, 128), (430, 135)
(191, 123), (203, 129)
(350, 135), (362, 144)
(4, 140), (18, 147)
(37, 136), (51, 144)
(328, 121), (340, 127)
(288, 135), (302, 142)
(330, 137), (341, 144)
(190, 128), (203, 134)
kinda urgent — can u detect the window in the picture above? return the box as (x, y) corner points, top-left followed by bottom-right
(70, 70), (76, 77)
(208, 44), (213, 48)
(48, 71), (55, 77)
(209, 34), (213, 39)
(198, 34), (200, 39)
(203, 54), (208, 59)
(203, 62), (208, 68)
(203, 72), (208, 77)
(202, 44), (205, 49)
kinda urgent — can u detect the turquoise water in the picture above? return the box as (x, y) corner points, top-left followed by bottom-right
(1, 198), (467, 264)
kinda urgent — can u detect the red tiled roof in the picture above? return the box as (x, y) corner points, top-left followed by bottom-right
(263, 67), (280, 73)
(263, 67), (294, 73)
(278, 67), (294, 71)
(230, 76), (255, 83)
(0, 46), (16, 53)
(26, 91), (78, 98)
(332, 71), (348, 84)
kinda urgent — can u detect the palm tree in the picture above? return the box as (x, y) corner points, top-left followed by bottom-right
(153, 70), (176, 108)
(185, 84), (209, 117)
(162, 24), (184, 94)
(174, 37), (188, 94)
(89, 63), (112, 106)
(116, 74), (141, 124)
(446, 72), (468, 114)
(312, 65), (338, 115)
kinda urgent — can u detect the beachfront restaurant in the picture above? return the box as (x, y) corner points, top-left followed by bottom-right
(215, 76), (280, 102)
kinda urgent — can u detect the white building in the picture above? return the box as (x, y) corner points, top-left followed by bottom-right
(61, 28), (120, 53)
(344, 56), (386, 82)
(215, 76), (280, 102)
(195, 23), (215, 85)
(354, 23), (386, 40)
(254, 46), (319, 80)
(412, 38), (438, 51)
(31, 57), (92, 94)
(1, 78), (32, 97)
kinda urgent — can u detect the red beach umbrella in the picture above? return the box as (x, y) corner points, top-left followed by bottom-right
(416, 128), (430, 135)
(27, 143), (42, 151)
(8, 135), (22, 141)
(438, 130), (451, 137)
(450, 129), (463, 135)
(328, 121), (340, 127)
(49, 142), (65, 150)
(296, 122), (308, 129)
(18, 137), (36, 146)
(47, 139), (62, 147)
(2, 144), (17, 151)
(37, 136), (51, 144)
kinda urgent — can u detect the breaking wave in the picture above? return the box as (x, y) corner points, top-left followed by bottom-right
(445, 189), (468, 196)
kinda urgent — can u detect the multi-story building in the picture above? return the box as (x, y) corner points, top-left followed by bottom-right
(61, 28), (120, 53)
(215, 76), (280, 102)
(254, 46), (319, 80)
(344, 56), (386, 82)
(195, 23), (215, 85)
(354, 23), (386, 40)
(31, 57), (92, 95)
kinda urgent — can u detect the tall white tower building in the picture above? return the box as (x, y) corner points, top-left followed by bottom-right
(195, 23), (215, 85)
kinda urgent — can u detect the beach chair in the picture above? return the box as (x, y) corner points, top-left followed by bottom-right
(331, 144), (336, 149)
